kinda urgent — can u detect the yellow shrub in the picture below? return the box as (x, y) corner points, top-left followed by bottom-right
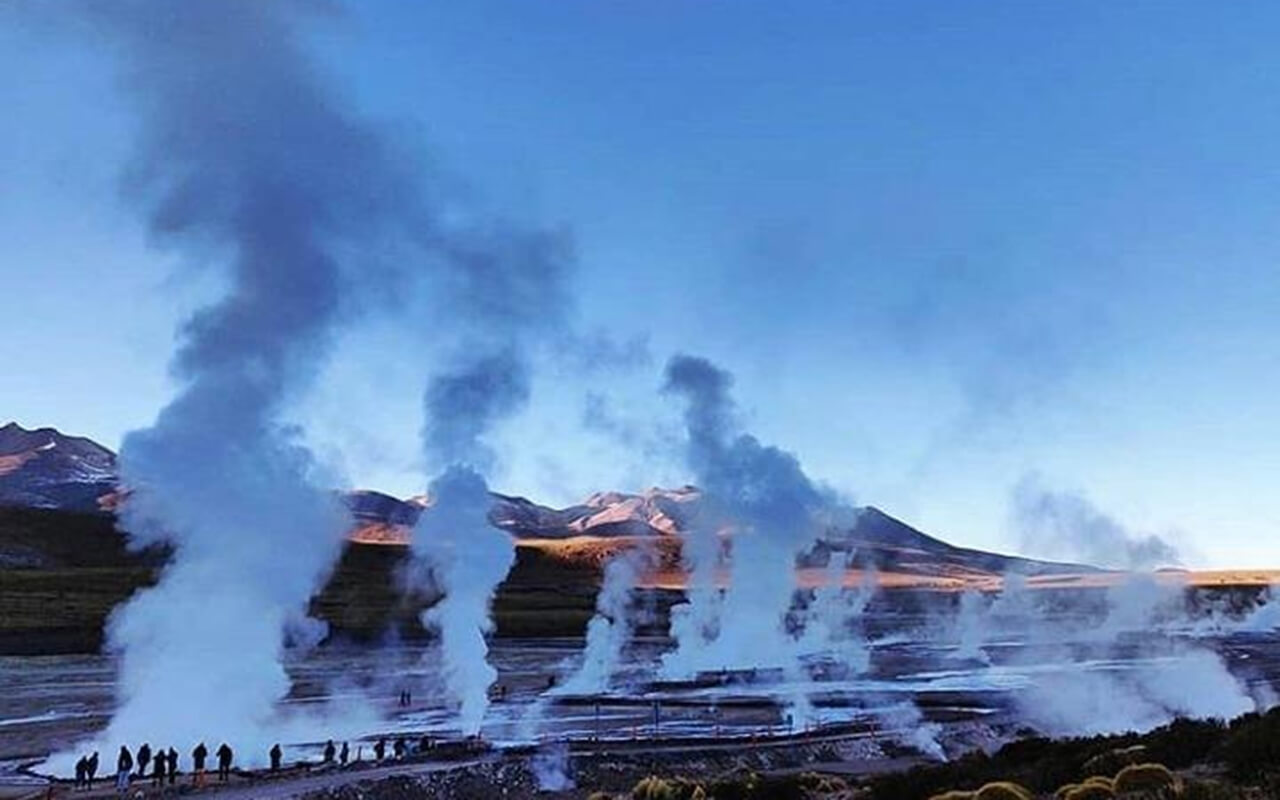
(799, 772), (850, 794)
(1059, 773), (1115, 798)
(1113, 762), (1181, 796)
(1064, 784), (1117, 800)
(632, 776), (678, 800)
(974, 782), (1033, 800)
(1084, 745), (1148, 778)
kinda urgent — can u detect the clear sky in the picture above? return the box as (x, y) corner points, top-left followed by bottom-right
(2, 2), (1278, 566)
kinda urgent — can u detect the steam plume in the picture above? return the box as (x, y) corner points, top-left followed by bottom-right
(407, 221), (574, 737)
(412, 465), (512, 734)
(659, 354), (832, 678)
(562, 547), (649, 694)
(949, 572), (1255, 738)
(75, 0), (431, 761)
(1012, 474), (1181, 570)
(422, 349), (532, 474)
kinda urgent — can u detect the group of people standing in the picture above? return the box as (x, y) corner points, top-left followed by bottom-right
(76, 741), (234, 792)
(72, 732), (430, 792)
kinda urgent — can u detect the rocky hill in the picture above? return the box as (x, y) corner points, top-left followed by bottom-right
(0, 422), (117, 511)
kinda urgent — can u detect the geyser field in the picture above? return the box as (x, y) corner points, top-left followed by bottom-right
(9, 1), (1280, 798)
(5, 501), (1280, 797)
(3, 425), (1280, 795)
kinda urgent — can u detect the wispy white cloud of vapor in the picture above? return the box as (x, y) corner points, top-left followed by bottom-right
(946, 570), (1256, 738)
(1011, 473), (1181, 570)
(411, 466), (513, 734)
(60, 0), (443, 765)
(654, 353), (893, 736)
(406, 202), (578, 739)
(561, 547), (649, 694)
(659, 354), (832, 677)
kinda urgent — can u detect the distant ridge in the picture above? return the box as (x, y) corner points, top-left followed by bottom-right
(0, 421), (1097, 578)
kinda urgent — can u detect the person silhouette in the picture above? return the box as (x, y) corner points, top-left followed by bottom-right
(136, 743), (151, 778)
(115, 746), (133, 792)
(216, 743), (233, 782)
(151, 747), (166, 787)
(192, 742), (208, 786)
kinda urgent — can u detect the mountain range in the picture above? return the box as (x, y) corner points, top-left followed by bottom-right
(0, 422), (1095, 580)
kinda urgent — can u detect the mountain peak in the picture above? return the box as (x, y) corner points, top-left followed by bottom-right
(0, 423), (117, 511)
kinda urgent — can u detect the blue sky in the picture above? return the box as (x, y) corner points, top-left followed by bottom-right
(2, 2), (1279, 565)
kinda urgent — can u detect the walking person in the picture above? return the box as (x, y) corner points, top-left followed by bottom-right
(269, 743), (282, 772)
(216, 742), (233, 782)
(115, 745), (133, 793)
(86, 751), (99, 789)
(339, 741), (349, 766)
(323, 739), (335, 764)
(373, 738), (385, 762)
(166, 748), (178, 785)
(192, 742), (208, 786)
(74, 756), (86, 790)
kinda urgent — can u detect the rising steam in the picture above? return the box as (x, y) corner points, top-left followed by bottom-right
(660, 355), (837, 677)
(68, 0), (436, 763)
(408, 218), (574, 738)
(654, 353), (890, 735)
(1012, 474), (1181, 570)
(67, 0), (583, 760)
(561, 547), (650, 694)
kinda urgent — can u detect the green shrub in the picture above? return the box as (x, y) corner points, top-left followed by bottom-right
(704, 769), (757, 800)
(1219, 708), (1280, 780)
(700, 770), (826, 800)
